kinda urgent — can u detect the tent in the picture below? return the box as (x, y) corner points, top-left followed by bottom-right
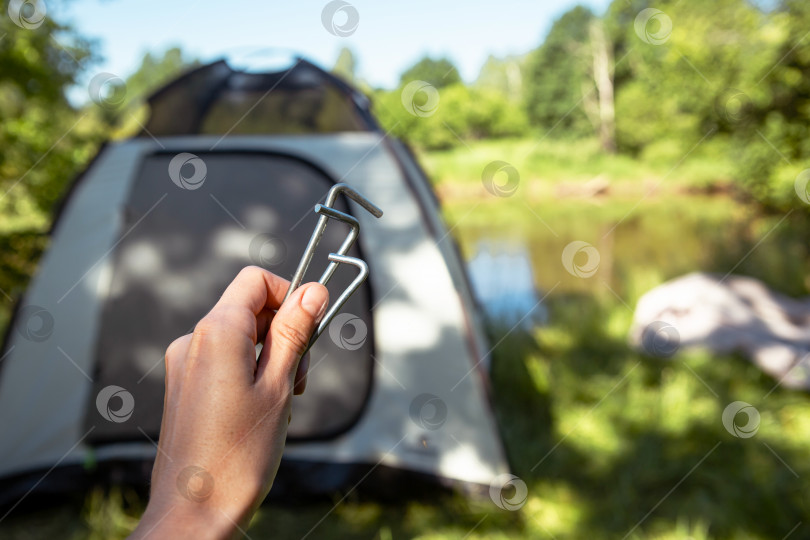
(0, 58), (509, 506)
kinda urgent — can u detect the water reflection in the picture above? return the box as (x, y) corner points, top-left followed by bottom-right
(456, 196), (810, 339)
(465, 239), (548, 329)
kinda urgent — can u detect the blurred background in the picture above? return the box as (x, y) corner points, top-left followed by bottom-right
(2, 0), (810, 538)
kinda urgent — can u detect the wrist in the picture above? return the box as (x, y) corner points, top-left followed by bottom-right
(131, 497), (243, 540)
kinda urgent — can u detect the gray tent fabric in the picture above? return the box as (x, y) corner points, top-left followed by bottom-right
(0, 59), (508, 502)
(630, 272), (810, 390)
(0, 144), (139, 479)
(0, 133), (509, 497)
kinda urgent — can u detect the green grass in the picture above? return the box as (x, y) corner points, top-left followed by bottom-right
(4, 291), (807, 539)
(418, 136), (735, 190)
(441, 192), (810, 539)
(1, 138), (809, 539)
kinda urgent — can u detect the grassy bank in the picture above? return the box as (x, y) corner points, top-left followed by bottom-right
(419, 137), (736, 193)
(1, 138), (809, 539)
(442, 193), (810, 539)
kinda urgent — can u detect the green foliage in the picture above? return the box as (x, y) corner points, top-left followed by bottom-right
(444, 193), (810, 538)
(80, 487), (143, 540)
(0, 230), (47, 332)
(474, 54), (527, 102)
(606, 0), (769, 153)
(0, 31), (198, 228)
(111, 46), (199, 138)
(524, 6), (596, 138)
(515, 0), (810, 210)
(373, 84), (528, 150)
(731, 0), (810, 211)
(0, 8), (99, 219)
(332, 46), (357, 83)
(122, 46), (198, 109)
(4, 194), (810, 539)
(598, 0), (810, 210)
(399, 56), (461, 88)
(3, 2), (810, 537)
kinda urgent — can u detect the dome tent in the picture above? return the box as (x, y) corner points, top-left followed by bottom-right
(0, 58), (508, 506)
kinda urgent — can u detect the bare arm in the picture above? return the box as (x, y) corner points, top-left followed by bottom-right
(130, 266), (328, 539)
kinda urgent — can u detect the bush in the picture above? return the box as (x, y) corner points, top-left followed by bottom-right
(372, 83), (528, 150)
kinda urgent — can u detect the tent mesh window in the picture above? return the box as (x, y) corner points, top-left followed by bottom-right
(84, 151), (374, 443)
(143, 61), (374, 136)
(201, 85), (367, 135)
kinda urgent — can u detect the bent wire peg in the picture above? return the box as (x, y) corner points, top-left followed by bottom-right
(306, 254), (368, 353)
(283, 183), (382, 352)
(313, 204), (358, 285)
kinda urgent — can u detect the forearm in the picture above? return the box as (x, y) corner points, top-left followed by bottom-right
(131, 495), (256, 540)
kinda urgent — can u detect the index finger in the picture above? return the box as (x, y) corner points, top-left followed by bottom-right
(215, 266), (291, 315)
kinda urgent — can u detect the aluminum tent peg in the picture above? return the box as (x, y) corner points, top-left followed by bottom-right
(283, 183), (382, 304)
(282, 183), (382, 351)
(304, 253), (369, 354)
(313, 204), (359, 285)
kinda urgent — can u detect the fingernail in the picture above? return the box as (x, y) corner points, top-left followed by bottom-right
(295, 353), (310, 395)
(301, 286), (328, 322)
(298, 353), (310, 377)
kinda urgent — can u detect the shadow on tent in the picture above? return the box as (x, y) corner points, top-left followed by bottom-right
(0, 57), (509, 509)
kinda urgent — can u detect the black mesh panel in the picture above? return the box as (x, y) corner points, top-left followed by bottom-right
(84, 152), (374, 443)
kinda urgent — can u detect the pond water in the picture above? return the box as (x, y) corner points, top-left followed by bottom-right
(465, 239), (548, 329)
(453, 196), (810, 326)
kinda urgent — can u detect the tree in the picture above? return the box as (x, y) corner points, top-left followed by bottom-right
(731, 0), (810, 210)
(475, 54), (526, 102)
(583, 19), (616, 152)
(524, 6), (597, 138)
(123, 47), (198, 107)
(604, 0), (773, 161)
(106, 47), (199, 139)
(332, 47), (357, 83)
(373, 83), (528, 150)
(0, 3), (97, 218)
(399, 56), (461, 88)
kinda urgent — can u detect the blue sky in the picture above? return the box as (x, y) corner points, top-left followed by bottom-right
(55, 0), (612, 89)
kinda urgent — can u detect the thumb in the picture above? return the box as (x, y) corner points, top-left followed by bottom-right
(258, 283), (328, 389)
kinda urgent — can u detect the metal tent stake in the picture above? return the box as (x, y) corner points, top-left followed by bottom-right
(283, 183), (383, 353)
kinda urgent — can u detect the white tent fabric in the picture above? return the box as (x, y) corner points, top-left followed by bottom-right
(0, 133), (508, 489)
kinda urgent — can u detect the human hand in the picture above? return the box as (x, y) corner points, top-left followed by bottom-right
(130, 267), (329, 539)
